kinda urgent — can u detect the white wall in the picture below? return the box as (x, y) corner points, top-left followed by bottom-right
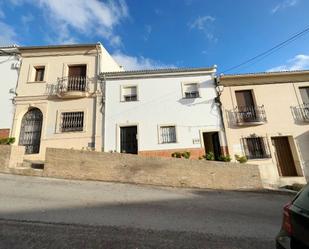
(0, 52), (19, 129)
(104, 73), (223, 152)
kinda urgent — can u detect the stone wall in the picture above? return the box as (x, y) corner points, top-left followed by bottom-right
(44, 148), (263, 190)
(0, 145), (11, 170)
(0, 145), (25, 171)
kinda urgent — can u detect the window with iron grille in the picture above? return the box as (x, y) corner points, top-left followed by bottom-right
(242, 136), (271, 159)
(183, 83), (199, 98)
(61, 112), (84, 132)
(122, 86), (137, 102)
(160, 126), (176, 143)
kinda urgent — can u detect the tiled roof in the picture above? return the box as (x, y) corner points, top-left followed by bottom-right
(19, 43), (99, 50)
(103, 66), (217, 76)
(220, 69), (309, 78)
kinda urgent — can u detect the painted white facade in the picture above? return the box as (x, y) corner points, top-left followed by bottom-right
(103, 68), (225, 158)
(0, 46), (19, 129)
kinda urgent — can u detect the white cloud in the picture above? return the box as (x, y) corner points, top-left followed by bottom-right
(267, 54), (309, 72)
(188, 15), (217, 42)
(272, 0), (298, 13)
(189, 15), (215, 30)
(143, 25), (152, 41)
(0, 9), (5, 18)
(112, 52), (175, 71)
(7, 0), (129, 47)
(0, 21), (17, 46)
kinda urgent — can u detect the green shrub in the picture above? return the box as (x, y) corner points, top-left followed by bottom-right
(0, 137), (15, 145)
(219, 154), (232, 162)
(182, 151), (191, 159)
(205, 151), (215, 161)
(171, 152), (182, 158)
(235, 154), (247, 163)
(171, 151), (191, 159)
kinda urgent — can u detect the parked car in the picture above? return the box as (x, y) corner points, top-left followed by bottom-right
(276, 184), (309, 249)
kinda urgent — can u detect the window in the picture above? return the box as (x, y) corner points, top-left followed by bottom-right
(34, 66), (45, 81)
(60, 112), (84, 132)
(122, 86), (137, 101)
(299, 87), (309, 104)
(160, 126), (176, 143)
(242, 136), (271, 159)
(183, 83), (199, 98)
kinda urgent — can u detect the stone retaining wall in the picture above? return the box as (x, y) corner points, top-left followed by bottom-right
(44, 148), (263, 190)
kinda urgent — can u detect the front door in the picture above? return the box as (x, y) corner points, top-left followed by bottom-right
(120, 126), (138, 154)
(271, 137), (298, 177)
(211, 132), (221, 160)
(19, 108), (43, 154)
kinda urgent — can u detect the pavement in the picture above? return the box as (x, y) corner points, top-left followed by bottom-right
(0, 173), (294, 249)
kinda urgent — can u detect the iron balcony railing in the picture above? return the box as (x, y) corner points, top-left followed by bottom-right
(57, 76), (89, 94)
(234, 105), (267, 124)
(293, 103), (309, 122)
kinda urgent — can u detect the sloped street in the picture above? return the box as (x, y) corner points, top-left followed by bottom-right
(0, 173), (293, 249)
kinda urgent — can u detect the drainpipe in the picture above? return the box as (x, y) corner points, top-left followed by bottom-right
(92, 43), (101, 150)
(101, 74), (106, 152)
(214, 75), (229, 155)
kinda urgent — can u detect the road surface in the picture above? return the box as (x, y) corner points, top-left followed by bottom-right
(0, 173), (293, 248)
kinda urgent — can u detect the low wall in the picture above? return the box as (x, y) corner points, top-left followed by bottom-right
(0, 145), (25, 171)
(44, 148), (263, 190)
(0, 145), (11, 170)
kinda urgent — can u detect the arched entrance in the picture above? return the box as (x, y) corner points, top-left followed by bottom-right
(19, 108), (43, 154)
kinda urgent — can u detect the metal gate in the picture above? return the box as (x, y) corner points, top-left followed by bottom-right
(19, 108), (43, 154)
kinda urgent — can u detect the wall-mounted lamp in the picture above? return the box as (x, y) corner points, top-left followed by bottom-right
(215, 85), (224, 96)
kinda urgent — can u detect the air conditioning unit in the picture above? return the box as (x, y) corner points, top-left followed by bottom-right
(11, 62), (20, 69)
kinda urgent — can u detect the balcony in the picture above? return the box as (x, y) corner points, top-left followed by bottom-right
(57, 76), (89, 99)
(233, 105), (267, 126)
(292, 103), (309, 122)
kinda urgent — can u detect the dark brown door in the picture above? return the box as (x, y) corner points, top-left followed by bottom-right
(68, 65), (86, 77)
(271, 137), (298, 177)
(120, 126), (138, 154)
(68, 65), (86, 91)
(235, 90), (254, 107)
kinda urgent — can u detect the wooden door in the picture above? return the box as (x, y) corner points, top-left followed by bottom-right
(120, 126), (138, 154)
(68, 65), (86, 77)
(271, 137), (298, 177)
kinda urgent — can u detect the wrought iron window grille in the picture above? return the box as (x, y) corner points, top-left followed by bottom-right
(160, 126), (176, 143)
(242, 136), (271, 159)
(60, 112), (84, 132)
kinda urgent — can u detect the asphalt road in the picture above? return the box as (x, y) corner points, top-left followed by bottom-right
(0, 173), (294, 249)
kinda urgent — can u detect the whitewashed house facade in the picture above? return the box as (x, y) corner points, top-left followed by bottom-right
(0, 46), (20, 136)
(101, 67), (227, 159)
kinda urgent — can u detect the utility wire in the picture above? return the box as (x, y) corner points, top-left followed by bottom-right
(221, 25), (309, 74)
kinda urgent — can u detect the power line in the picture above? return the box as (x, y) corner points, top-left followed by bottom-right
(221, 25), (309, 74)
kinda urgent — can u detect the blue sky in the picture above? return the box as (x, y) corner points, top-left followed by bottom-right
(0, 0), (309, 73)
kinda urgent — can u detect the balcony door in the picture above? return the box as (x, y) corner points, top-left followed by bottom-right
(235, 90), (254, 107)
(68, 65), (86, 91)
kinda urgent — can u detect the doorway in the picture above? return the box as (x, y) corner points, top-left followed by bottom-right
(271, 137), (298, 177)
(19, 108), (43, 154)
(120, 126), (138, 154)
(203, 132), (221, 160)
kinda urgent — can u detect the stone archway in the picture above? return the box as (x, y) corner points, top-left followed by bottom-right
(19, 108), (43, 154)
